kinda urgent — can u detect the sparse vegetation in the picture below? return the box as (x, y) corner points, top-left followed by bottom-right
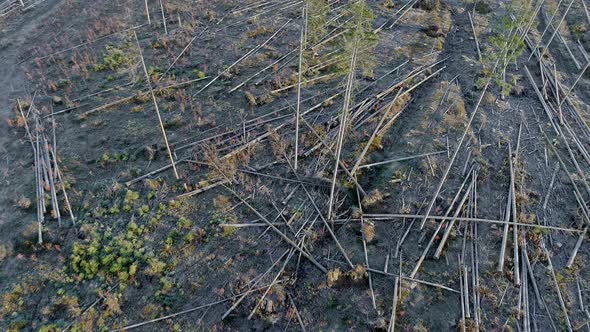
(1, 0), (589, 331)
(92, 44), (134, 72)
(477, 0), (531, 95)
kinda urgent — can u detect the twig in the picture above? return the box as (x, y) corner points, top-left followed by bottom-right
(350, 88), (404, 175)
(583, 0), (590, 26)
(411, 168), (474, 277)
(193, 19), (292, 97)
(463, 265), (470, 318)
(498, 147), (513, 272)
(247, 249), (296, 319)
(223, 249), (290, 320)
(328, 38), (358, 220)
(420, 59), (500, 229)
(543, 162), (560, 210)
(432, 174), (475, 259)
(509, 142), (520, 286)
(558, 61), (590, 109)
(543, 241), (574, 331)
(35, 128), (43, 244)
(49, 140), (75, 224)
(294, 4), (306, 170)
(159, 0), (167, 35)
(222, 184), (327, 273)
(42, 135), (61, 226)
(537, 0), (576, 61)
(288, 293), (306, 332)
(144, 0), (151, 24)
(284, 157), (354, 268)
(161, 27), (209, 79)
(362, 214), (582, 232)
(567, 227), (587, 268)
(387, 277), (399, 332)
(126, 158), (187, 186)
(300, 116), (367, 196)
(134, 31), (179, 180)
(468, 11), (482, 61)
(355, 175), (377, 310)
(110, 281), (286, 331)
(523, 245), (542, 307)
(365, 267), (460, 293)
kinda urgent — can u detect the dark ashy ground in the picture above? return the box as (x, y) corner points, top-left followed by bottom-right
(1, 0), (590, 331)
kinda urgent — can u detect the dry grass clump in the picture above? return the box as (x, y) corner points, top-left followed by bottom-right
(327, 268), (342, 287)
(53, 294), (82, 317)
(213, 195), (239, 236)
(247, 26), (272, 38)
(205, 9), (216, 22)
(429, 80), (449, 110)
(570, 23), (588, 40)
(213, 195), (232, 211)
(362, 221), (376, 242)
(375, 93), (411, 135)
(473, 11), (490, 32)
(348, 265), (368, 281)
(268, 127), (288, 160)
(450, 95), (466, 119)
(383, 0), (395, 9)
(245, 91), (257, 106)
(421, 24), (444, 38)
(362, 189), (385, 207)
(428, 81), (469, 135)
(252, 285), (287, 318)
(16, 196), (32, 210)
(510, 83), (525, 96)
(133, 92), (150, 104)
(103, 291), (122, 315)
(483, 91), (496, 105)
(442, 84), (467, 130)
(7, 115), (26, 128)
(203, 145), (238, 180)
(327, 265), (368, 286)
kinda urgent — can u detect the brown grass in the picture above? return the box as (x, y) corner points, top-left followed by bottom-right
(362, 221), (376, 242)
(362, 189), (385, 207)
(327, 268), (342, 287)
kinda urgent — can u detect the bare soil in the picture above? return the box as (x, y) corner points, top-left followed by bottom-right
(1, 0), (590, 331)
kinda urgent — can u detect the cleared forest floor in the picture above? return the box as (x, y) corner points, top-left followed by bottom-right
(1, 0), (590, 331)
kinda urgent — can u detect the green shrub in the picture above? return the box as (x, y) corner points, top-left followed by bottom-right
(138, 204), (150, 217)
(177, 217), (192, 229)
(307, 0), (329, 45)
(146, 258), (166, 276)
(479, 2), (530, 95)
(69, 221), (146, 283)
(192, 69), (206, 79)
(336, 1), (378, 77)
(93, 44), (132, 72)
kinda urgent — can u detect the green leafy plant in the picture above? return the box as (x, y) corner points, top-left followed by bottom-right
(306, 0), (329, 45)
(123, 190), (140, 211)
(70, 222), (146, 283)
(146, 257), (166, 276)
(337, 0), (379, 77)
(93, 44), (133, 72)
(148, 66), (162, 81)
(478, 1), (531, 96)
(177, 217), (192, 229)
(192, 69), (207, 79)
(211, 195), (238, 236)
